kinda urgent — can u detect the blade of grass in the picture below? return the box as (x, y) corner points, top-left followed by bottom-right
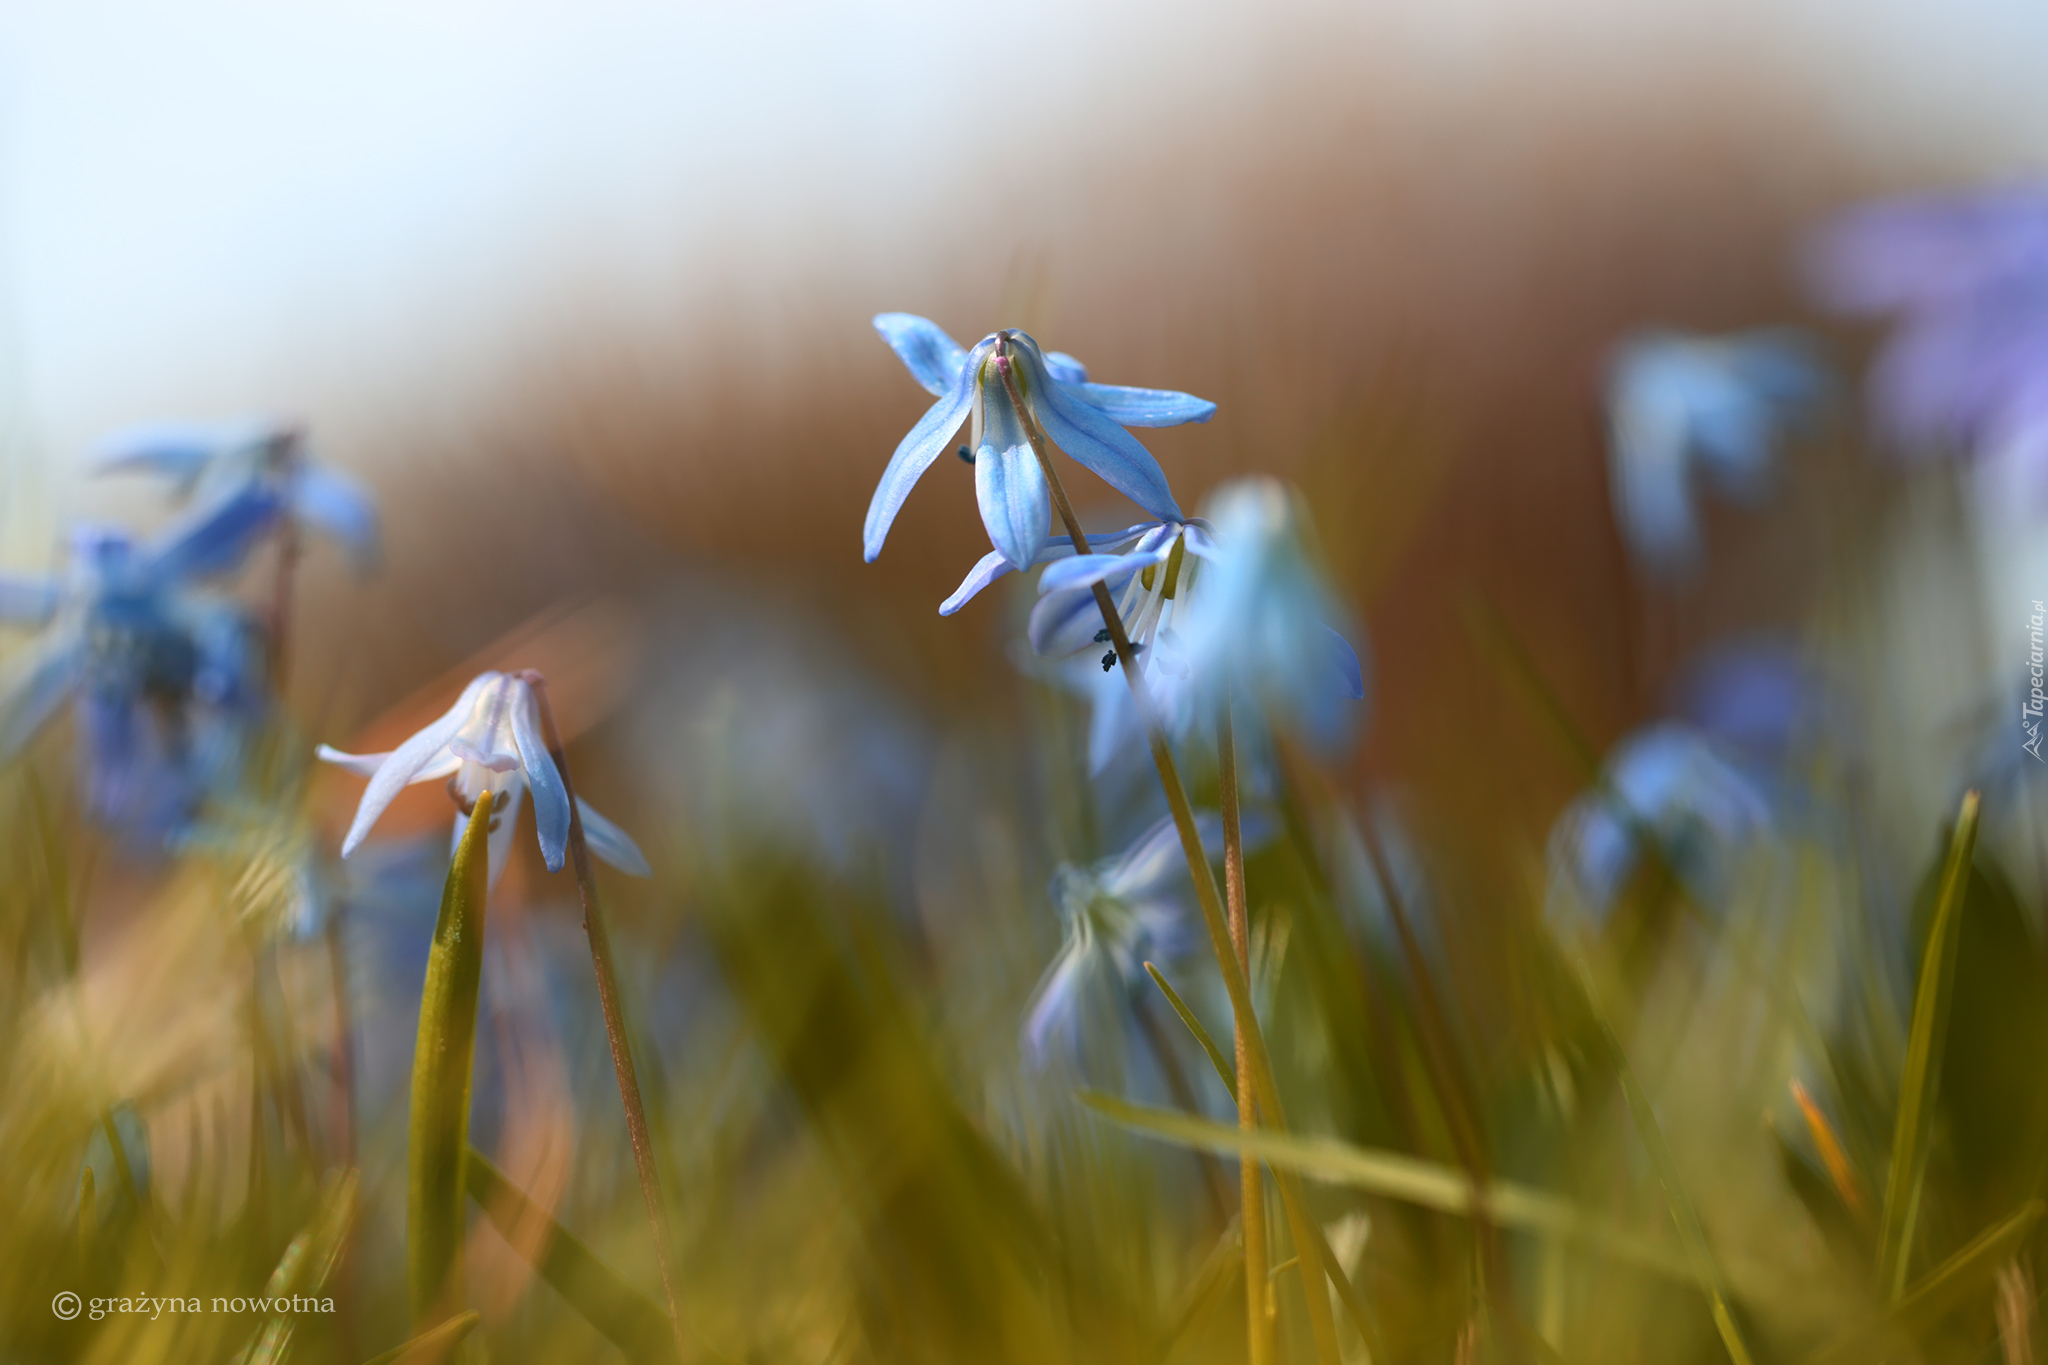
(1809, 1198), (2043, 1365)
(1876, 790), (1980, 1302)
(464, 1147), (683, 1365)
(1082, 1090), (1709, 1283)
(408, 787), (493, 1327)
(1599, 1019), (1756, 1365)
(359, 1312), (481, 1365)
(1144, 962), (1236, 1102)
(238, 1169), (360, 1365)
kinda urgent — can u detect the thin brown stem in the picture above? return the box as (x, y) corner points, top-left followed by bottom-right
(994, 336), (1339, 1365)
(523, 673), (688, 1365)
(1218, 700), (1272, 1365)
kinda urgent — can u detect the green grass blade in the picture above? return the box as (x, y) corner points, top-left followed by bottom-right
(1143, 961), (1236, 1102)
(239, 1169), (360, 1365)
(464, 1146), (682, 1364)
(359, 1311), (482, 1365)
(1876, 790), (1980, 1302)
(1808, 1198), (2044, 1364)
(1082, 1090), (1709, 1283)
(409, 788), (494, 1327)
(1600, 1023), (1756, 1365)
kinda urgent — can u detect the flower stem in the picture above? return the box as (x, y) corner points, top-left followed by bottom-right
(1218, 699), (1272, 1365)
(522, 673), (689, 1365)
(995, 337), (1339, 1365)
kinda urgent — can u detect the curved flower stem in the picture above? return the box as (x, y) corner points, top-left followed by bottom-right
(995, 337), (1340, 1365)
(522, 673), (688, 1365)
(1217, 698), (1272, 1365)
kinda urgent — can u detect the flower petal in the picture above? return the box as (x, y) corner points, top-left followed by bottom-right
(874, 313), (971, 397)
(1325, 623), (1366, 701)
(1043, 351), (1089, 384)
(863, 355), (978, 562)
(510, 683), (570, 873)
(338, 674), (494, 857)
(1070, 382), (1217, 427)
(291, 463), (381, 568)
(1015, 344), (1183, 522)
(143, 484), (288, 584)
(1029, 585), (1114, 660)
(1037, 548), (1168, 596)
(0, 573), (60, 626)
(93, 418), (282, 488)
(974, 392), (1051, 570)
(940, 549), (1017, 616)
(576, 796), (651, 876)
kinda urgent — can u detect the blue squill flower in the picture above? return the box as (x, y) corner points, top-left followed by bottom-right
(0, 520), (273, 841)
(1016, 520), (1218, 771)
(864, 314), (1214, 571)
(1023, 813), (1217, 1065)
(95, 417), (380, 569)
(317, 670), (649, 887)
(1604, 329), (1824, 572)
(1177, 479), (1366, 749)
(1810, 186), (2048, 501)
(1549, 723), (1771, 921)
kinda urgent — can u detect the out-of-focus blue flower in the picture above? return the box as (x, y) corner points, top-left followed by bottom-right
(1603, 329), (1824, 572)
(1549, 723), (1772, 921)
(1023, 812), (1222, 1065)
(1014, 520), (1216, 772)
(0, 518), (273, 842)
(95, 417), (380, 570)
(317, 670), (649, 887)
(1178, 479), (1366, 749)
(864, 314), (1213, 571)
(1810, 186), (2048, 499)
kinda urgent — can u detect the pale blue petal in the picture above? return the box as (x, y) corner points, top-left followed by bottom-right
(864, 357), (978, 562)
(974, 393), (1051, 570)
(1326, 624), (1366, 701)
(453, 778), (527, 888)
(0, 631), (82, 763)
(1044, 351), (1089, 384)
(0, 574), (59, 626)
(874, 313), (971, 397)
(340, 675), (493, 857)
(144, 484), (287, 583)
(291, 463), (381, 568)
(941, 549), (1017, 616)
(1022, 944), (1087, 1065)
(1038, 548), (1169, 596)
(1030, 585), (1116, 659)
(1016, 345), (1182, 522)
(576, 796), (651, 877)
(510, 685), (570, 873)
(93, 418), (280, 487)
(1071, 382), (1217, 427)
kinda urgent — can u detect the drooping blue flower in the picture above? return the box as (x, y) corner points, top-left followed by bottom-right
(0, 517), (274, 842)
(864, 314), (1214, 571)
(1809, 186), (2048, 501)
(1603, 329), (1825, 572)
(1177, 479), (1366, 749)
(95, 417), (380, 569)
(317, 670), (649, 887)
(1023, 812), (1222, 1065)
(1549, 723), (1772, 921)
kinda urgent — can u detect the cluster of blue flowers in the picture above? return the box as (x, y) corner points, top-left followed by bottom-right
(865, 314), (1367, 1063)
(0, 419), (376, 847)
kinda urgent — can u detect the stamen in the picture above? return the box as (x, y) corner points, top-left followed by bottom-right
(1101, 650), (1117, 672)
(446, 773), (479, 817)
(957, 445), (974, 464)
(1093, 629), (1112, 643)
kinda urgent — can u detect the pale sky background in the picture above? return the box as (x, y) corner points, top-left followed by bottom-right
(0, 0), (2044, 544)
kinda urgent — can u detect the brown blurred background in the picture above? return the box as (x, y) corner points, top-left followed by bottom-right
(4, 0), (2040, 859)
